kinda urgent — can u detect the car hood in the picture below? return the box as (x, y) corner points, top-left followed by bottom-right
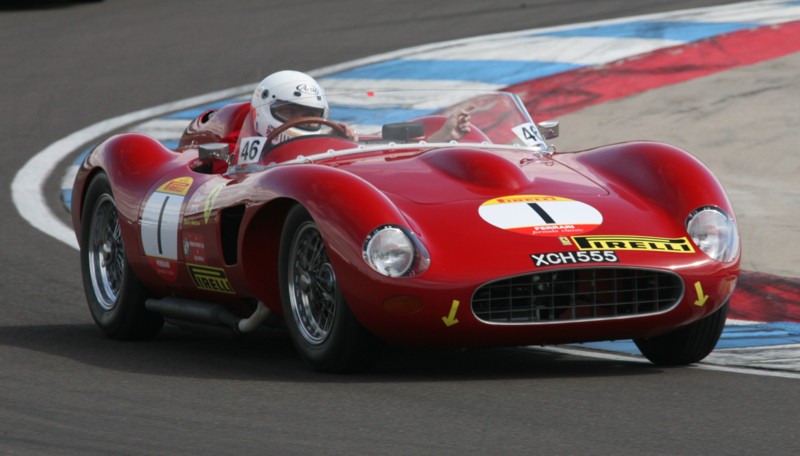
(331, 146), (607, 204)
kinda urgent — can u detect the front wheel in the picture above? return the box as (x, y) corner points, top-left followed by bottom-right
(279, 205), (381, 373)
(80, 173), (163, 339)
(634, 301), (728, 365)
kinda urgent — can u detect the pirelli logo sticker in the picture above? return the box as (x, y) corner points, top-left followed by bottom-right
(187, 264), (235, 294)
(571, 235), (695, 253)
(156, 177), (193, 196)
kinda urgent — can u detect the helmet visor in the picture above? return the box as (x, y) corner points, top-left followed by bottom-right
(271, 101), (325, 131)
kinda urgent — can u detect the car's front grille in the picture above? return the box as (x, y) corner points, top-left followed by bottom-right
(472, 268), (683, 324)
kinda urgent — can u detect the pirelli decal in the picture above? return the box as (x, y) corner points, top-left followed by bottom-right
(156, 177), (193, 196)
(187, 264), (235, 294)
(571, 235), (695, 253)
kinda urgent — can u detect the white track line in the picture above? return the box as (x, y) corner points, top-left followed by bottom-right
(11, 85), (253, 251)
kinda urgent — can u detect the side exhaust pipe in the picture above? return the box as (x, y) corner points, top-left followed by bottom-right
(237, 300), (272, 333)
(145, 298), (271, 333)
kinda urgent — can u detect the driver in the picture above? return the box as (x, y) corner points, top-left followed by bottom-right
(251, 70), (358, 144)
(251, 70), (473, 145)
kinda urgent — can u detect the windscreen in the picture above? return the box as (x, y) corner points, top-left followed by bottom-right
(324, 89), (548, 150)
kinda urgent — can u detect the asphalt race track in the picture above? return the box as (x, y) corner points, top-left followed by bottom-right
(2, 1), (798, 454)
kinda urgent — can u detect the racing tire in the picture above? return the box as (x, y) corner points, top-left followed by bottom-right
(279, 205), (382, 373)
(634, 300), (728, 365)
(80, 173), (163, 340)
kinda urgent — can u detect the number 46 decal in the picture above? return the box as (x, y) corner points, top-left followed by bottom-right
(238, 137), (266, 165)
(512, 122), (547, 149)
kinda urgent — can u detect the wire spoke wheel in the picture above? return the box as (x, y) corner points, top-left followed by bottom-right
(287, 221), (337, 345)
(87, 194), (125, 310)
(279, 205), (382, 372)
(79, 173), (163, 340)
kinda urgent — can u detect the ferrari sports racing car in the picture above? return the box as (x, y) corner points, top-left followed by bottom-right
(71, 88), (740, 372)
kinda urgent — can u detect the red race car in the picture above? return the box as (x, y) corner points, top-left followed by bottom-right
(71, 89), (740, 372)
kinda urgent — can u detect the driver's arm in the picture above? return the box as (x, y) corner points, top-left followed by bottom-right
(427, 105), (475, 142)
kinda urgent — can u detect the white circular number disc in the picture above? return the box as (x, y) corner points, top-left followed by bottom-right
(479, 195), (602, 236)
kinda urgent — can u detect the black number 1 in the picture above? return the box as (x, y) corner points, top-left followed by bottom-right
(528, 203), (555, 224)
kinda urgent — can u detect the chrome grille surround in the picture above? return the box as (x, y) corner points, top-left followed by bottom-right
(471, 268), (684, 324)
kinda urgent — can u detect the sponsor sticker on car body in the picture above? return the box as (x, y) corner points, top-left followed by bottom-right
(479, 194), (602, 236)
(571, 235), (694, 253)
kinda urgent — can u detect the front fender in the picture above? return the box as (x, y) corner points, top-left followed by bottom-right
(558, 141), (737, 222)
(239, 164), (411, 308)
(71, 133), (182, 243)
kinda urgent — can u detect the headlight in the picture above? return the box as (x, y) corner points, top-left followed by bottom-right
(363, 225), (430, 277)
(686, 206), (739, 263)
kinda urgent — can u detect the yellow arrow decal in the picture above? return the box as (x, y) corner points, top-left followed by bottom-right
(442, 300), (460, 327)
(694, 281), (709, 307)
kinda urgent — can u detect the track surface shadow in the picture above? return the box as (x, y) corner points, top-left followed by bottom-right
(0, 322), (664, 383)
(0, 1), (86, 11)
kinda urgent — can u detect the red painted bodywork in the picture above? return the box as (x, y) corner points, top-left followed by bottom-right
(71, 99), (740, 348)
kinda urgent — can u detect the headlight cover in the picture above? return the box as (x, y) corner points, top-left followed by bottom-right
(686, 206), (739, 263)
(363, 225), (430, 277)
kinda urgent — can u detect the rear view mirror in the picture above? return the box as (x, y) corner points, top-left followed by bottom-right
(537, 120), (559, 140)
(198, 142), (230, 162)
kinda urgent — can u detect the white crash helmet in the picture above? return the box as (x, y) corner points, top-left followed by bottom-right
(251, 70), (329, 143)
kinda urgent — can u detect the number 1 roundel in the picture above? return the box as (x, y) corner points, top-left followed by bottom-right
(479, 195), (602, 236)
(141, 177), (194, 281)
